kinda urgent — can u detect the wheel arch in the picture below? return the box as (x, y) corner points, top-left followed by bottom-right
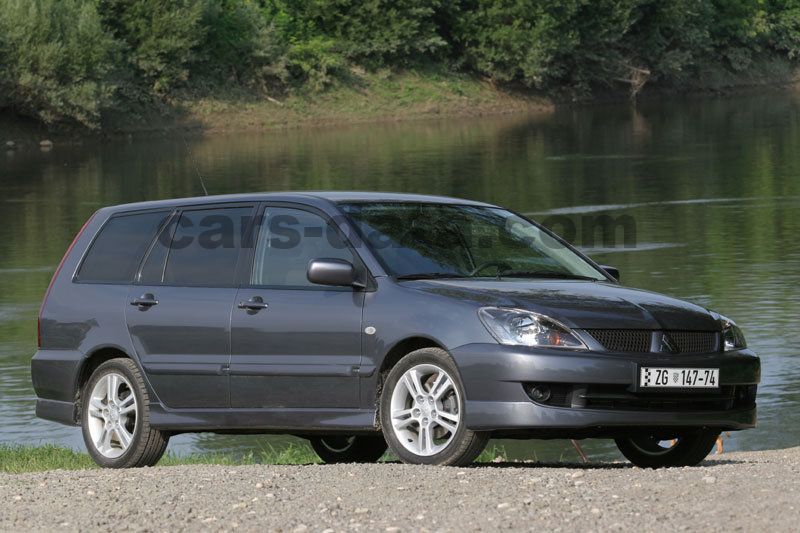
(374, 336), (446, 405)
(73, 345), (133, 422)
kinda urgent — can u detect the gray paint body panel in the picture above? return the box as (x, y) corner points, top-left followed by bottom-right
(230, 287), (364, 408)
(126, 285), (237, 408)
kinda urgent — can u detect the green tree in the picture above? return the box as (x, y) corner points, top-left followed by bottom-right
(98, 0), (206, 93)
(451, 0), (636, 91)
(766, 0), (800, 58)
(0, 0), (119, 128)
(620, 0), (714, 86)
(200, 0), (288, 89)
(268, 0), (447, 65)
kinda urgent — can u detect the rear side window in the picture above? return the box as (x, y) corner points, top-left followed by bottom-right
(162, 207), (252, 286)
(76, 211), (169, 283)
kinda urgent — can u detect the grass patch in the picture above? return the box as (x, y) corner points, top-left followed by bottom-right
(0, 444), (98, 473)
(159, 443), (322, 467)
(161, 68), (551, 135)
(475, 444), (511, 463)
(0, 443), (321, 474)
(1, 442), (511, 473)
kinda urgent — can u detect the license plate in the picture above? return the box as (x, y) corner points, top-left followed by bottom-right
(639, 367), (719, 389)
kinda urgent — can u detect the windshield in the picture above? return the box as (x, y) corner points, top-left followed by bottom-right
(339, 202), (607, 281)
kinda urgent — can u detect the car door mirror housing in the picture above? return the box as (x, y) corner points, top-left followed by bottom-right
(307, 259), (364, 288)
(601, 265), (620, 281)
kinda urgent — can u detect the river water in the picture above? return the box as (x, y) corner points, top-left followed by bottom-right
(1, 92), (798, 461)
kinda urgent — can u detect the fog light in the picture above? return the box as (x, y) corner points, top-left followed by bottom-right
(530, 385), (551, 403)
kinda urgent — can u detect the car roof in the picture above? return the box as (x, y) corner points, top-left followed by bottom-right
(103, 191), (497, 214)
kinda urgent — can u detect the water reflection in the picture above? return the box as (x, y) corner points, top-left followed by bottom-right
(1, 91), (799, 460)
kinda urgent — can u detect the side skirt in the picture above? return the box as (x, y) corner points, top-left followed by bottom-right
(149, 404), (378, 433)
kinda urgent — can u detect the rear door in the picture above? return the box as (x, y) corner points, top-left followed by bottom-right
(229, 204), (365, 408)
(126, 204), (255, 408)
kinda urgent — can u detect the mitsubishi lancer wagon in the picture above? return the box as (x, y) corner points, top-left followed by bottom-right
(32, 192), (760, 468)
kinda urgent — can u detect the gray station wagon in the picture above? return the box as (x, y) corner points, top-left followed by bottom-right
(31, 192), (760, 468)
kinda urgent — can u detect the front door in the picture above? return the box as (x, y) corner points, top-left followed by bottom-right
(126, 204), (254, 408)
(230, 205), (364, 408)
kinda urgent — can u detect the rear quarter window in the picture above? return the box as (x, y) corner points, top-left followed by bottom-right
(75, 211), (170, 284)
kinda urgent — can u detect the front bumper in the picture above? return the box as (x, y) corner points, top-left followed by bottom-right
(450, 343), (760, 433)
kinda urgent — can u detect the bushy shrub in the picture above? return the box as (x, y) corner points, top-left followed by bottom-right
(267, 0), (448, 66)
(284, 36), (346, 92)
(200, 0), (288, 89)
(0, 0), (119, 128)
(450, 0), (800, 93)
(450, 0), (628, 91)
(98, 0), (207, 93)
(618, 0), (714, 85)
(765, 0), (800, 58)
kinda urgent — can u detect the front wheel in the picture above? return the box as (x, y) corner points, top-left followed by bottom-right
(379, 347), (489, 466)
(615, 430), (720, 468)
(308, 435), (387, 463)
(81, 358), (169, 468)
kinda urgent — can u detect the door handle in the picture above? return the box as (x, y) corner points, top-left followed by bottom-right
(238, 296), (268, 311)
(130, 293), (158, 308)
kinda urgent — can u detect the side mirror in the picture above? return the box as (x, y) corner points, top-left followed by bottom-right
(307, 258), (364, 288)
(601, 265), (620, 281)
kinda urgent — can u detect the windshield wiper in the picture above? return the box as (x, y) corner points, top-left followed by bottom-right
(497, 270), (600, 281)
(395, 272), (469, 280)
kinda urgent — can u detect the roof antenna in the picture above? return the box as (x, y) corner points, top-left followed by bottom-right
(182, 135), (209, 196)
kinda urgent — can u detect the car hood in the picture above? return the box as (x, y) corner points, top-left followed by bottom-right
(405, 279), (720, 331)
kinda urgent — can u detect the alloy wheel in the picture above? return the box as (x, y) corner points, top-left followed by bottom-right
(86, 372), (138, 458)
(389, 364), (461, 456)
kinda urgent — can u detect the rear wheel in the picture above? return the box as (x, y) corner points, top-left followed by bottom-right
(615, 430), (720, 468)
(379, 347), (489, 466)
(81, 358), (169, 468)
(308, 435), (387, 463)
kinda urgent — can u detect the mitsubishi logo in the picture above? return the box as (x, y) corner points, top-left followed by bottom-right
(659, 333), (678, 354)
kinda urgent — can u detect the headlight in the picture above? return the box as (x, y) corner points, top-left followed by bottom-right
(478, 307), (587, 349)
(719, 314), (747, 351)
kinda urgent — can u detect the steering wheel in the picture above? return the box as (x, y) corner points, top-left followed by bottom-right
(469, 261), (511, 277)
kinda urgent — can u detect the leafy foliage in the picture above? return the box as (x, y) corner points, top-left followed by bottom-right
(267, 0), (448, 65)
(0, 0), (119, 128)
(98, 0), (207, 93)
(284, 36), (346, 92)
(2, 0), (800, 128)
(766, 0), (800, 58)
(199, 0), (288, 88)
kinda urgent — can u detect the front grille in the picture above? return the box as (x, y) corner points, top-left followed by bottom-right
(585, 329), (651, 353)
(582, 384), (738, 412)
(585, 329), (720, 354)
(665, 331), (719, 354)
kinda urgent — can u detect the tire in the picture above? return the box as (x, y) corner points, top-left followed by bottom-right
(615, 429), (720, 468)
(81, 358), (169, 468)
(309, 435), (388, 464)
(379, 347), (489, 466)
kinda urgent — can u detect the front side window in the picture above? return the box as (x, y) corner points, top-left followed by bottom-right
(251, 207), (354, 287)
(76, 211), (170, 283)
(340, 202), (606, 281)
(161, 207), (252, 286)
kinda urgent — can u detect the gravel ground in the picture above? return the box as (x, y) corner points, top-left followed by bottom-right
(2, 447), (798, 532)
